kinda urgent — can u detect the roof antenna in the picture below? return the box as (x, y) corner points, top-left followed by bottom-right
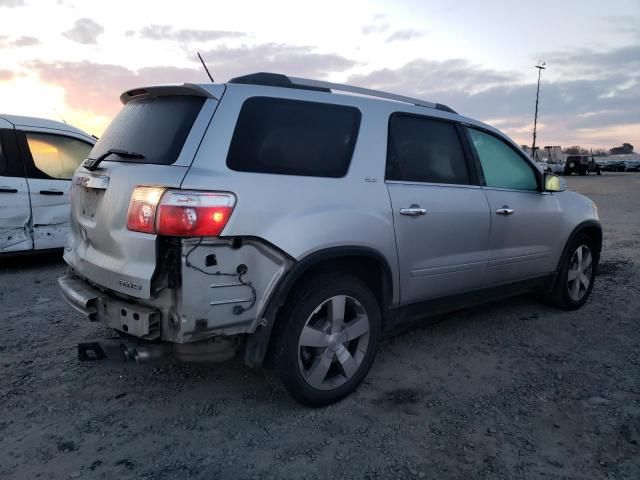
(55, 109), (68, 124)
(197, 52), (214, 83)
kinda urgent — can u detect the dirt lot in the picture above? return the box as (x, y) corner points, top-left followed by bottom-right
(1, 173), (639, 479)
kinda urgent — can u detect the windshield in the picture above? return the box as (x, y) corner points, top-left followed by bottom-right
(89, 95), (205, 165)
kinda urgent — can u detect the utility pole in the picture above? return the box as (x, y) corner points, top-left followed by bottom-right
(531, 61), (546, 160)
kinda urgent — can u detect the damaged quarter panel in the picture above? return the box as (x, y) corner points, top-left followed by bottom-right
(180, 84), (400, 308)
(171, 238), (293, 343)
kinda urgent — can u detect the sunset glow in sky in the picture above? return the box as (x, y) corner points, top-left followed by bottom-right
(1, 0), (639, 150)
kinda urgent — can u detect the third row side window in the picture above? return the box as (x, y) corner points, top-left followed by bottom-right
(386, 115), (470, 185)
(227, 97), (361, 178)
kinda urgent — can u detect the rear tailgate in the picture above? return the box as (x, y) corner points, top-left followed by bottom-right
(64, 85), (224, 299)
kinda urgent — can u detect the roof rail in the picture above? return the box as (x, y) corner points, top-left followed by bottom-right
(228, 72), (457, 114)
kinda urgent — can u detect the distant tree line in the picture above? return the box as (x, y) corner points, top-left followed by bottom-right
(562, 143), (634, 156)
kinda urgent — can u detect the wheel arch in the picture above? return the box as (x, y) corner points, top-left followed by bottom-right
(556, 220), (602, 272)
(244, 246), (395, 368)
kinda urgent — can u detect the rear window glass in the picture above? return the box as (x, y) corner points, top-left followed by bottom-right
(226, 97), (361, 178)
(89, 95), (205, 165)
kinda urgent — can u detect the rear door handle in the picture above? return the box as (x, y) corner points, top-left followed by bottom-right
(0, 187), (18, 193)
(39, 190), (64, 196)
(400, 206), (427, 216)
(495, 206), (514, 216)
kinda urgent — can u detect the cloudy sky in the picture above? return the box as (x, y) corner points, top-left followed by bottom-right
(1, 0), (638, 150)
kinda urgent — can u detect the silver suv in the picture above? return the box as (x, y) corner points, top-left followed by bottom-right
(59, 73), (601, 406)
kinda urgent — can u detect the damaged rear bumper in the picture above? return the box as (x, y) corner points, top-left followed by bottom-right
(59, 274), (161, 340)
(59, 237), (294, 344)
(58, 274), (100, 319)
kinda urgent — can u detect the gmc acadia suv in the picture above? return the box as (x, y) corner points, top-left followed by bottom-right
(59, 73), (601, 406)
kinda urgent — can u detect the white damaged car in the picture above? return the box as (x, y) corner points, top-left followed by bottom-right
(0, 114), (95, 254)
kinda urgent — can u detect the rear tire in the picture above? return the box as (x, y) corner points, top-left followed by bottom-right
(546, 233), (597, 310)
(272, 274), (380, 407)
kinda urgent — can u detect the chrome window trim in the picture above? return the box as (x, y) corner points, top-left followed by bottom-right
(385, 180), (481, 189)
(481, 185), (548, 195)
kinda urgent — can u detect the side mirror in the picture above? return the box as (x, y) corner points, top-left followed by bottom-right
(544, 173), (566, 192)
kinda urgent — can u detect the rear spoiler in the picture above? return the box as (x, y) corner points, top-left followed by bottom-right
(120, 83), (223, 105)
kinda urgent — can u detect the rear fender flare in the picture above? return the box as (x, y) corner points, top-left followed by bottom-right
(244, 246), (394, 368)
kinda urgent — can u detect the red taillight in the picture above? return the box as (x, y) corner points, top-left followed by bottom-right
(126, 186), (236, 237)
(126, 186), (166, 233)
(156, 191), (235, 237)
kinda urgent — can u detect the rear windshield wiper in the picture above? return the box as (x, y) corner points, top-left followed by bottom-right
(83, 148), (145, 171)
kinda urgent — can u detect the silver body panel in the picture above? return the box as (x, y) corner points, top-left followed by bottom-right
(63, 97), (221, 298)
(61, 81), (600, 344)
(386, 182), (490, 303)
(182, 84), (401, 303)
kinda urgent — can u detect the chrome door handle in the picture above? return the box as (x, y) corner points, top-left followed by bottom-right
(400, 207), (427, 216)
(495, 206), (514, 216)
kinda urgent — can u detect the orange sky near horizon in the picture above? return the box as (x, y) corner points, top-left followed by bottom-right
(1, 0), (638, 152)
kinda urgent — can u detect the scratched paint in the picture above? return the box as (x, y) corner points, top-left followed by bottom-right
(0, 176), (32, 252)
(26, 177), (72, 250)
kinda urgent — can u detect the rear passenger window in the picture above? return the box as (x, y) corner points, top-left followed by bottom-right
(226, 97), (361, 178)
(386, 115), (470, 185)
(25, 133), (93, 180)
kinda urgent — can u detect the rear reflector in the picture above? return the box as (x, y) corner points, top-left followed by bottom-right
(126, 186), (235, 237)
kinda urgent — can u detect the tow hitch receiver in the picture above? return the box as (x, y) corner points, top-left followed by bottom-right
(76, 339), (173, 364)
(77, 339), (132, 363)
(77, 342), (107, 361)
(76, 337), (240, 363)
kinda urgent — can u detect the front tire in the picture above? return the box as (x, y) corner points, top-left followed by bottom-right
(272, 274), (381, 407)
(546, 233), (597, 310)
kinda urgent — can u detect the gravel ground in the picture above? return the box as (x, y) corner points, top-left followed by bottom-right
(1, 173), (639, 480)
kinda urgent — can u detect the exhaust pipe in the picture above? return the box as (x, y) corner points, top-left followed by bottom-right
(132, 344), (172, 363)
(121, 343), (134, 361)
(78, 338), (240, 364)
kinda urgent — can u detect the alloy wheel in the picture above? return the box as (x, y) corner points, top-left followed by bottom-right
(567, 244), (593, 302)
(297, 295), (371, 390)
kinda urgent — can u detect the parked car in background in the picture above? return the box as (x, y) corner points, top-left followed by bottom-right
(548, 163), (565, 174)
(564, 155), (601, 175)
(534, 161), (551, 173)
(601, 160), (627, 172)
(0, 114), (95, 254)
(59, 74), (602, 406)
(624, 160), (640, 172)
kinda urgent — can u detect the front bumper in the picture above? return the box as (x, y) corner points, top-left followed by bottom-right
(58, 274), (161, 340)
